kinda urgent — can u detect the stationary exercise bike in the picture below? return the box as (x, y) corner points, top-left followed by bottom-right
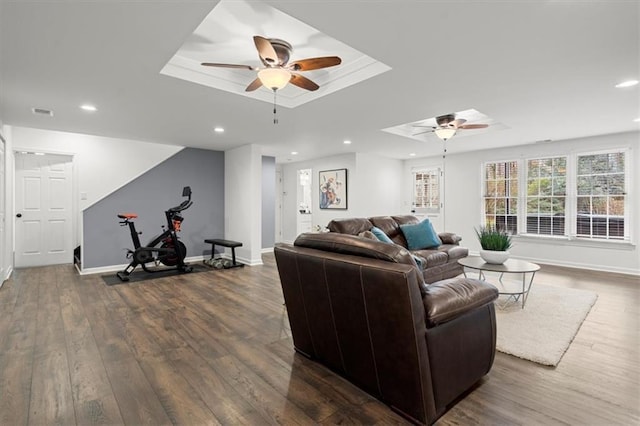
(116, 186), (194, 282)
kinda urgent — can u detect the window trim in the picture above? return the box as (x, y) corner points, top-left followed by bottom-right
(571, 147), (630, 242)
(481, 158), (520, 234)
(522, 155), (568, 237)
(481, 147), (632, 246)
(411, 166), (442, 215)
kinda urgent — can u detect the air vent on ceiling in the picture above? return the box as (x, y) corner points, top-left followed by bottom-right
(31, 107), (53, 117)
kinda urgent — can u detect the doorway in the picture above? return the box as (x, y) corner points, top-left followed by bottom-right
(14, 152), (74, 267)
(297, 169), (313, 235)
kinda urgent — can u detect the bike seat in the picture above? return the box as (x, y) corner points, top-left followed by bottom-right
(117, 213), (138, 219)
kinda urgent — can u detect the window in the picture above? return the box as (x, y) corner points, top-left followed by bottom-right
(576, 151), (626, 240)
(482, 149), (630, 243)
(526, 157), (566, 235)
(483, 161), (518, 233)
(412, 169), (440, 213)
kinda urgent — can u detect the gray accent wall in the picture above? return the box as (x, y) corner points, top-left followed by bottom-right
(261, 156), (275, 249)
(83, 148), (224, 269)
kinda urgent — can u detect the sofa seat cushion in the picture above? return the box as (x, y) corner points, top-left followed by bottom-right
(423, 277), (499, 327)
(412, 250), (448, 268)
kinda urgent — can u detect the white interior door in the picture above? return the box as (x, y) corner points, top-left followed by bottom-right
(15, 153), (73, 267)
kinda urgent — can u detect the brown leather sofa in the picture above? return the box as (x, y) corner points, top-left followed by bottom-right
(328, 215), (468, 283)
(274, 232), (499, 425)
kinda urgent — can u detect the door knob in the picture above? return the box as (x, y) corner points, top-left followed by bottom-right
(16, 213), (22, 218)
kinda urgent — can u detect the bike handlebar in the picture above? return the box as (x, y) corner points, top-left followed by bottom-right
(168, 199), (193, 213)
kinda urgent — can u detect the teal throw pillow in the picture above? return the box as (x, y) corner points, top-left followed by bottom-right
(370, 226), (394, 244)
(411, 254), (424, 269)
(400, 219), (442, 250)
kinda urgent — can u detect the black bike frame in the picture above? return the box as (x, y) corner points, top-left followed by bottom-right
(116, 186), (192, 281)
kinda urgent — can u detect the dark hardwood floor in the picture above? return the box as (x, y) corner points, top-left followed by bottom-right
(0, 254), (638, 425)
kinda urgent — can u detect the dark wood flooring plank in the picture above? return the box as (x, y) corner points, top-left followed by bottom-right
(167, 347), (268, 425)
(0, 256), (637, 425)
(103, 356), (173, 425)
(208, 354), (317, 424)
(28, 350), (76, 426)
(0, 349), (35, 426)
(57, 277), (124, 425)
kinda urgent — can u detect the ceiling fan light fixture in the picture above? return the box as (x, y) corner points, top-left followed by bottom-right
(258, 68), (291, 90)
(435, 128), (457, 141)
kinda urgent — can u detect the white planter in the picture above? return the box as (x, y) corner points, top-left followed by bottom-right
(480, 249), (509, 264)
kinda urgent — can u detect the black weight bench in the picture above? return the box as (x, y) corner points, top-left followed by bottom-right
(204, 238), (244, 268)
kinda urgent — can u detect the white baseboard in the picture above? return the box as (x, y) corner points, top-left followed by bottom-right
(78, 255), (207, 276)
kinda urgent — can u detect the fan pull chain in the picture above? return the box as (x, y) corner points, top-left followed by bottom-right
(272, 89), (278, 124)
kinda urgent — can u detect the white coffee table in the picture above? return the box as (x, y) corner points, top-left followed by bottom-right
(458, 257), (540, 309)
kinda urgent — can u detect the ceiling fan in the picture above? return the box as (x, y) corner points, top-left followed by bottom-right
(413, 113), (489, 140)
(201, 35), (342, 92)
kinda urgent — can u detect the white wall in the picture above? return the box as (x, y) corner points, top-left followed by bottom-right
(405, 131), (640, 275)
(225, 144), (263, 265)
(280, 152), (405, 243)
(281, 153), (355, 242)
(12, 126), (182, 210)
(0, 125), (13, 282)
(8, 125), (184, 268)
(352, 153), (405, 217)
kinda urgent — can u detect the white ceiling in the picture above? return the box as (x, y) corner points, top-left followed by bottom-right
(161, 0), (391, 108)
(1, 1), (638, 163)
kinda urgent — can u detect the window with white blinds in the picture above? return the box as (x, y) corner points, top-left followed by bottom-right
(482, 149), (629, 242)
(576, 151), (626, 240)
(412, 169), (440, 213)
(526, 157), (566, 236)
(483, 161), (518, 233)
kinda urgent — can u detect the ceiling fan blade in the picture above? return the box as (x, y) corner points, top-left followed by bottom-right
(245, 77), (263, 92)
(288, 56), (342, 71)
(449, 118), (467, 128)
(290, 74), (319, 91)
(201, 62), (255, 70)
(459, 123), (489, 129)
(412, 129), (435, 136)
(253, 36), (279, 65)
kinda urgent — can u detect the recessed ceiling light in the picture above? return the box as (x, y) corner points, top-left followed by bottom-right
(213, 127), (224, 133)
(291, 151), (298, 155)
(634, 118), (640, 122)
(80, 104), (97, 112)
(409, 153), (416, 157)
(343, 140), (352, 145)
(615, 80), (638, 88)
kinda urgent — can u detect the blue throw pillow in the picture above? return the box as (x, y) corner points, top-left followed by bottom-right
(400, 219), (442, 250)
(370, 226), (394, 244)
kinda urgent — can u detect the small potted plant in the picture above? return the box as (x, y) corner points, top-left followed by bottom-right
(475, 225), (512, 264)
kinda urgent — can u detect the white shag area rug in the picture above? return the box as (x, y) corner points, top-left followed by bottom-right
(495, 283), (598, 367)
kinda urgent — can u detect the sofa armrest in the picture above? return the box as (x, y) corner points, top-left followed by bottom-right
(438, 232), (462, 244)
(423, 278), (498, 327)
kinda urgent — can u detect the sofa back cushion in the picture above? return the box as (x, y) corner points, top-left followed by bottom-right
(369, 216), (406, 247)
(294, 232), (428, 294)
(327, 217), (373, 235)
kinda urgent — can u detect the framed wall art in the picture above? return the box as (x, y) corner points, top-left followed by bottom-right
(319, 168), (347, 209)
